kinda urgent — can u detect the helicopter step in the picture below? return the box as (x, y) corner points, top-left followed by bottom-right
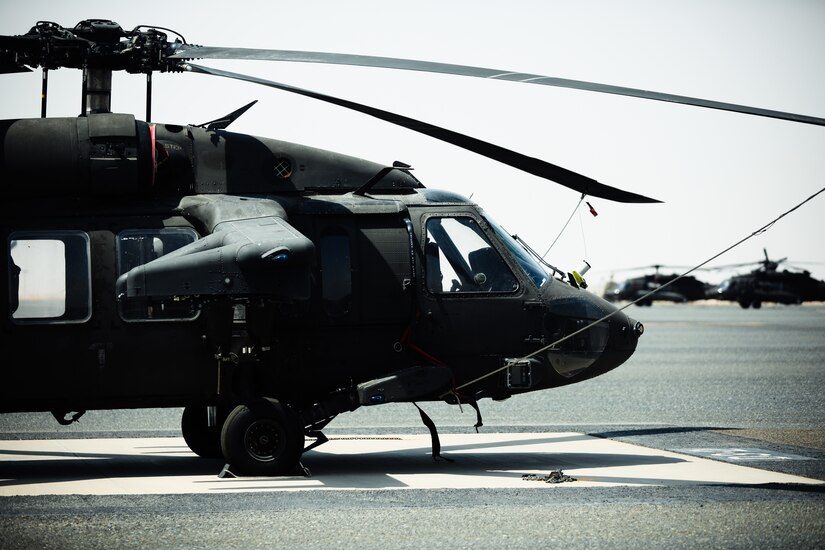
(354, 365), (453, 406)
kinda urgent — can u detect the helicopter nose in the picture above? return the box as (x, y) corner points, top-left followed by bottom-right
(622, 314), (645, 352)
(585, 305), (643, 380)
(541, 291), (642, 380)
(604, 308), (643, 366)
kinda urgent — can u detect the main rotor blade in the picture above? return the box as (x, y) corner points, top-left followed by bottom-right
(172, 47), (825, 127)
(0, 35), (38, 73)
(0, 58), (32, 74)
(183, 62), (660, 204)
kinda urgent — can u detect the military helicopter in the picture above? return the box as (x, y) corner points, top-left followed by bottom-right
(603, 265), (712, 306)
(711, 249), (825, 308)
(1, 20), (823, 476)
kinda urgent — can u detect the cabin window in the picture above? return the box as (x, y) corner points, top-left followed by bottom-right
(320, 229), (352, 317)
(8, 231), (92, 323)
(116, 228), (199, 321)
(424, 217), (518, 294)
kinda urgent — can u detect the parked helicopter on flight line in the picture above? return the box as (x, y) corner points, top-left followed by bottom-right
(603, 265), (712, 306)
(712, 249), (825, 308)
(2, 20), (824, 476)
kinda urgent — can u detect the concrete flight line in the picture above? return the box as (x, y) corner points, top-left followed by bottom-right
(0, 433), (820, 496)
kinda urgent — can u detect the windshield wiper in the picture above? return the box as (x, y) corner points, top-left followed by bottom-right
(511, 234), (565, 280)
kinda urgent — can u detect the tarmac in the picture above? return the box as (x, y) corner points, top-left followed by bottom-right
(1, 432), (821, 497)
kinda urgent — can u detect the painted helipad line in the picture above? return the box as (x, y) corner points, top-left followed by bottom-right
(0, 432), (821, 496)
(676, 448), (814, 462)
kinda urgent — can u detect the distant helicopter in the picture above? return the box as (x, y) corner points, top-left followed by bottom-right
(603, 265), (711, 306)
(711, 249), (825, 308)
(1, 20), (823, 476)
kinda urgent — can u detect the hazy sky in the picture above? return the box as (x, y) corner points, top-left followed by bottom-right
(3, 0), (824, 291)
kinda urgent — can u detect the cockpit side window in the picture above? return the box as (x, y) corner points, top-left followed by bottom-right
(424, 217), (518, 294)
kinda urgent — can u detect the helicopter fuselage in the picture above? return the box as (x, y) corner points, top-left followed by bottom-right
(1, 113), (641, 446)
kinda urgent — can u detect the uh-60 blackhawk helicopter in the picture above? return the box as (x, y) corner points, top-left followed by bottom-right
(2, 20), (823, 476)
(603, 265), (712, 306)
(712, 249), (825, 308)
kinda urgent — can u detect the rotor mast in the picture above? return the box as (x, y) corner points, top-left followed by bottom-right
(75, 20), (120, 116)
(83, 67), (112, 115)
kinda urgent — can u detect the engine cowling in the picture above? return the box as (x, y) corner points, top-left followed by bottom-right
(0, 113), (154, 196)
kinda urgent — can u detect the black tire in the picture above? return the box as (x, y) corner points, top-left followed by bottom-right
(220, 398), (304, 476)
(181, 405), (229, 459)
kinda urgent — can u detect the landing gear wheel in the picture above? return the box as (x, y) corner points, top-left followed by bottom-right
(221, 398), (304, 476)
(181, 405), (229, 458)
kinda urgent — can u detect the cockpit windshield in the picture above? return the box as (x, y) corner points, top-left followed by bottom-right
(483, 212), (549, 288)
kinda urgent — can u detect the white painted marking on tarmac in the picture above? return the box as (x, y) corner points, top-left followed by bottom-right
(0, 433), (821, 496)
(678, 448), (814, 462)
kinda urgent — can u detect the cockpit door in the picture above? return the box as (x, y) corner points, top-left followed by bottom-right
(412, 211), (544, 362)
